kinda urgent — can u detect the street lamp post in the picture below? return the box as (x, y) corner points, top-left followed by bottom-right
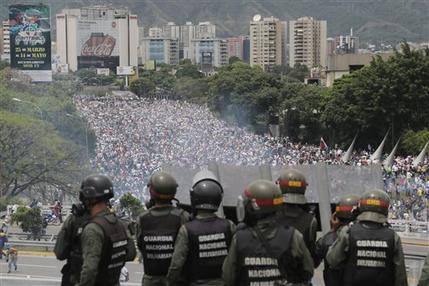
(12, 97), (43, 119)
(12, 97), (47, 193)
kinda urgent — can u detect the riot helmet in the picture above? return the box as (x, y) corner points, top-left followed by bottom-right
(79, 174), (114, 203)
(335, 194), (360, 221)
(237, 180), (283, 223)
(147, 171), (178, 201)
(358, 188), (390, 217)
(276, 169), (308, 204)
(190, 170), (223, 211)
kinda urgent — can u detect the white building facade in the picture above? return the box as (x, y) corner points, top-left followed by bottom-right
(56, 6), (138, 72)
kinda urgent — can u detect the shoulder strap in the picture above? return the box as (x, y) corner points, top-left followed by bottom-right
(253, 225), (291, 279)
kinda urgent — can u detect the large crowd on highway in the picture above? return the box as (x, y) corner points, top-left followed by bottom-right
(74, 94), (428, 220)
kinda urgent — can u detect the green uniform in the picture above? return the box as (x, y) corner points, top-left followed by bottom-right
(54, 212), (90, 286)
(222, 217), (314, 286)
(79, 209), (136, 286)
(418, 253), (429, 286)
(136, 206), (189, 286)
(167, 212), (235, 286)
(326, 214), (408, 286)
(277, 204), (318, 262)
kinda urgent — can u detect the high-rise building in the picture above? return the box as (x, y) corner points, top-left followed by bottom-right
(138, 27), (145, 44)
(1, 20), (10, 61)
(163, 22), (180, 39)
(140, 38), (179, 66)
(0, 28), (3, 55)
(249, 15), (286, 71)
(227, 36), (248, 61)
(56, 6), (139, 72)
(195, 22), (216, 39)
(189, 38), (228, 71)
(148, 27), (163, 38)
(289, 17), (327, 68)
(180, 21), (195, 59)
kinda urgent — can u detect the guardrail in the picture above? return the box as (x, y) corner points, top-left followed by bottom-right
(8, 239), (55, 251)
(389, 220), (429, 234)
(7, 232), (57, 241)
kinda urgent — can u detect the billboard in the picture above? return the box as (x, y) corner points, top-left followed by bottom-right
(77, 19), (119, 70)
(9, 4), (52, 82)
(116, 66), (135, 76)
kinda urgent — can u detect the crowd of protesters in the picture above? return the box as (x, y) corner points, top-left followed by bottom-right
(74, 94), (428, 220)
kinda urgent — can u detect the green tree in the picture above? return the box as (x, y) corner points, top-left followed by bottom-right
(130, 77), (156, 97)
(175, 61), (203, 79)
(271, 64), (309, 82)
(0, 111), (86, 197)
(12, 206), (43, 239)
(208, 62), (281, 131)
(76, 69), (115, 86)
(402, 130), (429, 155)
(119, 193), (144, 220)
(0, 196), (23, 212)
(228, 56), (242, 65)
(280, 84), (327, 143)
(0, 60), (9, 71)
(323, 43), (429, 148)
(175, 77), (209, 102)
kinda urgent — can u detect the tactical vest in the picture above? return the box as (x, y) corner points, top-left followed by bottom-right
(91, 215), (129, 286)
(319, 230), (342, 286)
(139, 208), (184, 276)
(185, 217), (232, 281)
(67, 215), (90, 285)
(236, 224), (293, 286)
(277, 205), (314, 253)
(343, 222), (395, 286)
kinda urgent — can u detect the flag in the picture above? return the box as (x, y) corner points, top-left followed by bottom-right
(370, 130), (389, 163)
(320, 137), (328, 151)
(412, 141), (429, 167)
(342, 134), (358, 163)
(383, 139), (400, 170)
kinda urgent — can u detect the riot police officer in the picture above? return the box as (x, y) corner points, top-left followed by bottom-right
(167, 170), (235, 286)
(314, 194), (359, 286)
(326, 189), (408, 286)
(222, 180), (314, 286)
(78, 174), (136, 286)
(276, 169), (318, 263)
(136, 171), (190, 286)
(54, 202), (90, 286)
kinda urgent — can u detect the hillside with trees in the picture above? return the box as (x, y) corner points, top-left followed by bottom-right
(3, 0), (428, 44)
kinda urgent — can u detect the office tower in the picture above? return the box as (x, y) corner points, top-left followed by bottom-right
(148, 27), (163, 38)
(56, 6), (139, 71)
(140, 38), (179, 66)
(189, 38), (228, 71)
(195, 21), (216, 39)
(180, 21), (195, 59)
(163, 22), (180, 39)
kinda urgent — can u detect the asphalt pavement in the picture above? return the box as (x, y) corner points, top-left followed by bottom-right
(2, 223), (427, 286)
(0, 255), (142, 286)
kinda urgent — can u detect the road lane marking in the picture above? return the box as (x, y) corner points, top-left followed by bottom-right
(0, 276), (141, 285)
(0, 263), (58, 269)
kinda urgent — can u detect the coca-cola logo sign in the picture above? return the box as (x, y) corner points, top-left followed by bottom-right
(81, 33), (116, 56)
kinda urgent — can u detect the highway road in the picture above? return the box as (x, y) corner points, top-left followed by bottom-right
(0, 241), (426, 286)
(2, 223), (428, 286)
(0, 255), (142, 286)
